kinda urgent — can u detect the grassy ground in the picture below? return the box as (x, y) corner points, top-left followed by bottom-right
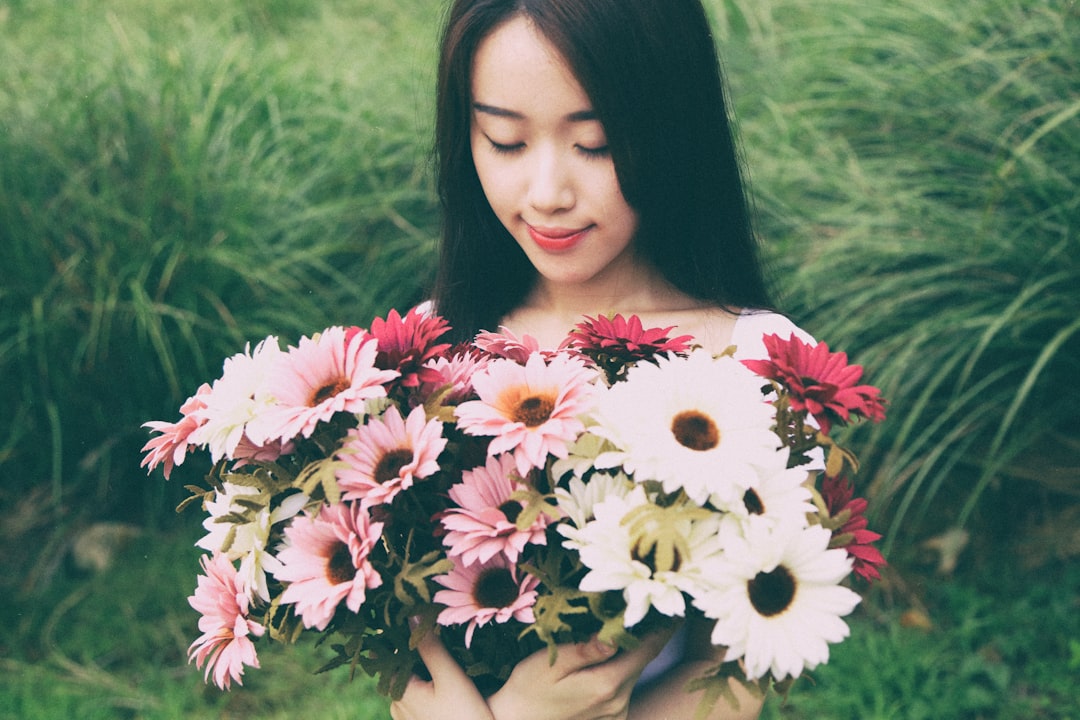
(2, 0), (1077, 717)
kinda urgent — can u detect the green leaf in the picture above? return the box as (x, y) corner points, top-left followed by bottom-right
(294, 455), (346, 504)
(176, 484), (211, 513)
(622, 501), (712, 574)
(358, 626), (420, 700)
(587, 594), (636, 651)
(264, 595), (304, 644)
(684, 663), (766, 720)
(394, 549), (453, 605)
(510, 484), (561, 531)
(422, 383), (459, 424)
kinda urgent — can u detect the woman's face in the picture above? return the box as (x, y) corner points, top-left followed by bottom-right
(469, 15), (640, 291)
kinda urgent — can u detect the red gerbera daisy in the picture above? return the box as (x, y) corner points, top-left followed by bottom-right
(565, 314), (694, 383)
(819, 474), (887, 583)
(567, 313), (694, 357)
(742, 333), (886, 434)
(364, 307), (452, 388)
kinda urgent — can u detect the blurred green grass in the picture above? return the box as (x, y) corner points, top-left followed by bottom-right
(2, 520), (392, 720)
(1, 0), (1077, 716)
(1, 0), (443, 542)
(714, 0), (1079, 545)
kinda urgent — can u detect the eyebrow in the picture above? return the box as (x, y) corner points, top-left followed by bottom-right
(472, 102), (598, 122)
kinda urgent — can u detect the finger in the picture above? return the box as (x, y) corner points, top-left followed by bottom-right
(600, 638), (664, 677)
(549, 636), (619, 674)
(413, 629), (468, 685)
(575, 625), (678, 682)
(636, 624), (678, 657)
(391, 673), (435, 720)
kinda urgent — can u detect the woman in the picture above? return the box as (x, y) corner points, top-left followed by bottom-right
(393, 1), (810, 717)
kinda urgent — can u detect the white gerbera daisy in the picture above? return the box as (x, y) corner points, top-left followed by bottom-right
(189, 337), (282, 463)
(591, 350), (779, 505)
(554, 470), (634, 529)
(694, 520), (861, 682)
(713, 446), (816, 532)
(562, 487), (724, 627)
(196, 482), (308, 602)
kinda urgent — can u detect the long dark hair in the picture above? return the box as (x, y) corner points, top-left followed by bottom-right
(431, 0), (773, 341)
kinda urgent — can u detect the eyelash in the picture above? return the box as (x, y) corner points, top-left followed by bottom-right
(578, 144), (611, 159)
(487, 138), (610, 159)
(488, 140), (524, 155)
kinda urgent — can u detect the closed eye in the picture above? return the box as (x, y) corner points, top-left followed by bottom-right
(577, 144), (610, 159)
(487, 137), (525, 155)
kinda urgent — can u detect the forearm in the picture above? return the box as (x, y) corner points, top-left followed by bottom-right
(628, 661), (763, 720)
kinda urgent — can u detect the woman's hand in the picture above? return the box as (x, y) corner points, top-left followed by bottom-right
(389, 630), (495, 720)
(487, 628), (674, 720)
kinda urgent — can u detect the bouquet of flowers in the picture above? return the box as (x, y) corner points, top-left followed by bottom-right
(142, 308), (886, 704)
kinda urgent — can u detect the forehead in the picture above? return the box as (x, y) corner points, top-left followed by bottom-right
(471, 15), (591, 110)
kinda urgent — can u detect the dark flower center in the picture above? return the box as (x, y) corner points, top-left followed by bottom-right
(374, 448), (414, 484)
(326, 542), (356, 585)
(473, 567), (519, 609)
(513, 395), (555, 427)
(671, 410), (720, 451)
(747, 566), (796, 617)
(311, 377), (351, 406)
(744, 489), (765, 515)
(498, 500), (523, 524)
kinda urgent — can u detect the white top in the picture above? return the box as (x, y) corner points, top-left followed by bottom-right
(729, 309), (815, 360)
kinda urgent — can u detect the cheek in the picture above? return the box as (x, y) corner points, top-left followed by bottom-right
(596, 174), (637, 231)
(474, 162), (507, 214)
(472, 160), (517, 219)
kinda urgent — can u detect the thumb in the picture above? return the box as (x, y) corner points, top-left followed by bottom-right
(551, 636), (619, 674)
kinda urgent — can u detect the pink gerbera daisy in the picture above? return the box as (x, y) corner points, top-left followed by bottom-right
(742, 333), (886, 434)
(244, 326), (399, 445)
(440, 454), (553, 566)
(273, 502), (384, 631)
(187, 553), (265, 690)
(434, 554), (540, 647)
(474, 326), (544, 363)
(230, 435), (293, 466)
(365, 307), (452, 388)
(819, 474), (887, 583)
(141, 383), (211, 479)
(336, 404), (447, 508)
(455, 353), (597, 477)
(419, 347), (489, 404)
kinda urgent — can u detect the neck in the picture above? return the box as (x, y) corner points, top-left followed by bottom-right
(503, 266), (711, 349)
(524, 266), (701, 319)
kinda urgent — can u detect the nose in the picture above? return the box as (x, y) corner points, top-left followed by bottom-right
(527, 146), (575, 214)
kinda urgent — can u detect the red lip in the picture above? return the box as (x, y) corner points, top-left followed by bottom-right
(527, 224), (592, 252)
